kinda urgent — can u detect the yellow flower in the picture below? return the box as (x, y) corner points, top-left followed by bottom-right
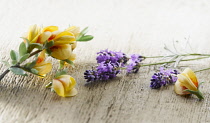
(66, 26), (80, 50)
(52, 75), (77, 97)
(36, 26), (59, 44)
(23, 25), (76, 46)
(36, 25), (76, 45)
(33, 50), (52, 76)
(23, 25), (41, 43)
(43, 26), (58, 32)
(71, 41), (77, 50)
(49, 31), (76, 46)
(174, 68), (204, 99)
(66, 26), (80, 38)
(33, 62), (52, 76)
(68, 53), (76, 61)
(50, 44), (73, 60)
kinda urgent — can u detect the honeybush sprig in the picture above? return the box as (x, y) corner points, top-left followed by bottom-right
(1, 40), (55, 78)
(0, 25), (94, 81)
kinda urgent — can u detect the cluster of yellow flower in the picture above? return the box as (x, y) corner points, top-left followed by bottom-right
(23, 25), (79, 76)
(20, 25), (92, 97)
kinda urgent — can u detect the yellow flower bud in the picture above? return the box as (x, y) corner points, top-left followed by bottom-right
(52, 31), (76, 46)
(68, 53), (76, 61)
(43, 26), (58, 32)
(33, 50), (52, 76)
(50, 44), (72, 60)
(71, 41), (77, 50)
(174, 68), (203, 99)
(175, 68), (198, 95)
(52, 75), (77, 97)
(37, 31), (52, 44)
(33, 62), (52, 76)
(23, 25), (75, 46)
(66, 26), (80, 38)
(26, 25), (41, 43)
(66, 26), (80, 50)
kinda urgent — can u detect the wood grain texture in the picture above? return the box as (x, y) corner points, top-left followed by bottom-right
(1, 0), (210, 123)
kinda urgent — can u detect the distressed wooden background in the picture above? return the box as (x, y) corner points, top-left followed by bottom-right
(1, 0), (210, 123)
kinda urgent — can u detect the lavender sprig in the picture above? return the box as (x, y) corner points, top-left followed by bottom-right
(84, 62), (120, 82)
(150, 67), (179, 89)
(84, 49), (143, 82)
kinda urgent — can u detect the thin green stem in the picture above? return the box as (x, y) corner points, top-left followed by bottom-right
(194, 67), (210, 73)
(144, 53), (210, 58)
(46, 82), (52, 88)
(141, 56), (209, 67)
(29, 50), (42, 58)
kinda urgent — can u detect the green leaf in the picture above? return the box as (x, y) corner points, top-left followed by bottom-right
(76, 27), (88, 40)
(0, 60), (10, 67)
(22, 67), (44, 77)
(43, 40), (48, 47)
(65, 59), (74, 68)
(28, 43), (43, 53)
(77, 35), (94, 41)
(59, 60), (65, 69)
(19, 53), (30, 63)
(198, 82), (204, 89)
(24, 63), (30, 68)
(45, 41), (54, 48)
(10, 67), (27, 76)
(30, 68), (39, 74)
(19, 42), (27, 56)
(80, 27), (89, 35)
(46, 48), (52, 55)
(20, 37), (30, 48)
(11, 60), (18, 65)
(184, 89), (204, 100)
(24, 58), (37, 69)
(35, 53), (39, 57)
(28, 60), (37, 69)
(55, 70), (67, 78)
(10, 50), (19, 61)
(43, 41), (54, 55)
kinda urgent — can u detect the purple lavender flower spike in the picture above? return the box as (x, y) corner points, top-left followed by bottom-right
(126, 54), (143, 73)
(150, 73), (164, 89)
(96, 49), (128, 66)
(150, 67), (180, 89)
(84, 62), (120, 82)
(97, 62), (120, 81)
(85, 49), (143, 82)
(84, 70), (100, 82)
